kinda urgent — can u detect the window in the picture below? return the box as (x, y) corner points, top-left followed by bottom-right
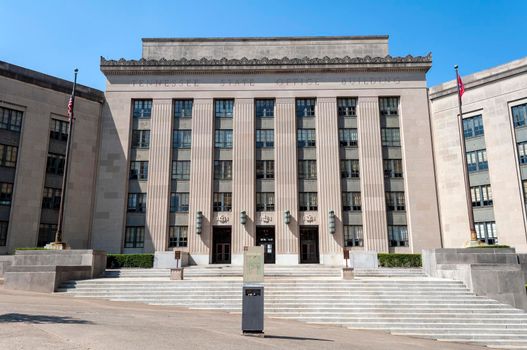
(512, 103), (527, 128)
(42, 187), (61, 210)
(384, 159), (403, 178)
(386, 192), (406, 211)
(256, 192), (275, 211)
(172, 161), (190, 180)
(471, 185), (493, 207)
(37, 223), (57, 247)
(215, 130), (233, 148)
(213, 192), (232, 211)
(466, 149), (488, 172)
(0, 183), (13, 206)
(0, 221), (7, 246)
(130, 161), (148, 180)
(124, 226), (145, 248)
(132, 100), (152, 118)
(170, 193), (189, 212)
(388, 225), (408, 247)
(173, 130), (192, 148)
(215, 99), (234, 118)
(0, 106), (23, 132)
(255, 99), (274, 118)
(299, 192), (318, 211)
(132, 130), (150, 149)
(298, 160), (317, 180)
(297, 129), (316, 148)
(381, 128), (401, 147)
(169, 226), (188, 247)
(379, 97), (399, 116)
(174, 100), (193, 118)
(128, 193), (147, 213)
(296, 98), (316, 118)
(518, 142), (527, 165)
(344, 225), (363, 247)
(0, 144), (17, 167)
(523, 180), (527, 205)
(341, 160), (359, 178)
(256, 160), (274, 179)
(463, 115), (484, 138)
(475, 221), (497, 245)
(256, 130), (274, 148)
(214, 160), (232, 180)
(342, 192), (361, 211)
(339, 128), (358, 147)
(46, 153), (65, 175)
(50, 119), (69, 141)
(337, 98), (357, 117)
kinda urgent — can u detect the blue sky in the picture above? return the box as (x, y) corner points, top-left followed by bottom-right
(1, 0), (526, 90)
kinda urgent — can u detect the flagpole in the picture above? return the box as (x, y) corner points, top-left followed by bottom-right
(455, 65), (479, 245)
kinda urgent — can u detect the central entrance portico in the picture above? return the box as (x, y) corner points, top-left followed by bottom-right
(212, 227), (231, 264)
(299, 227), (319, 264)
(256, 226), (275, 264)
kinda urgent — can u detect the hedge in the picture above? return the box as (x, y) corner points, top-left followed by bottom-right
(469, 245), (511, 249)
(378, 253), (422, 268)
(15, 247), (48, 251)
(106, 254), (154, 268)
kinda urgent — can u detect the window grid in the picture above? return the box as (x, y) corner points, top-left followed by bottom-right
(379, 97), (399, 116)
(297, 129), (316, 148)
(463, 115), (484, 138)
(170, 193), (189, 212)
(344, 225), (363, 247)
(0, 107), (23, 132)
(518, 142), (527, 165)
(296, 98), (316, 118)
(132, 100), (152, 118)
(215, 130), (233, 148)
(512, 103), (527, 128)
(129, 161), (148, 180)
(124, 226), (145, 248)
(342, 192), (361, 211)
(470, 185), (493, 207)
(0, 144), (17, 168)
(214, 160), (233, 180)
(42, 187), (61, 210)
(340, 159), (360, 178)
(381, 128), (401, 147)
(388, 225), (408, 247)
(46, 153), (65, 175)
(173, 130), (192, 148)
(384, 159), (403, 178)
(169, 226), (188, 247)
(131, 130), (150, 149)
(127, 193), (147, 213)
(256, 192), (275, 211)
(255, 99), (275, 118)
(256, 129), (274, 148)
(213, 192), (232, 212)
(299, 192), (318, 211)
(0, 183), (13, 206)
(298, 160), (317, 180)
(337, 98), (357, 117)
(174, 100), (193, 118)
(466, 149), (488, 172)
(0, 221), (7, 246)
(386, 192), (406, 211)
(37, 223), (57, 247)
(50, 119), (69, 141)
(172, 161), (191, 180)
(339, 128), (358, 147)
(215, 99), (234, 118)
(475, 221), (498, 245)
(256, 160), (274, 179)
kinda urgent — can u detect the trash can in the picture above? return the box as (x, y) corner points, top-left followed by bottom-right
(242, 285), (264, 334)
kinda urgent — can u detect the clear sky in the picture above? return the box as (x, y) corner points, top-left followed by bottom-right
(1, 0), (526, 91)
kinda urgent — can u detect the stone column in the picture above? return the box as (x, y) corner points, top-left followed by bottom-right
(316, 97), (344, 264)
(144, 99), (173, 252)
(275, 98), (299, 264)
(188, 99), (214, 265)
(357, 97), (389, 252)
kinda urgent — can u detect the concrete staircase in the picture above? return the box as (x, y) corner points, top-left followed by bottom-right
(58, 267), (527, 349)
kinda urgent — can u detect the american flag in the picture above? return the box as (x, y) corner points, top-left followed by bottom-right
(457, 73), (465, 98)
(67, 96), (73, 118)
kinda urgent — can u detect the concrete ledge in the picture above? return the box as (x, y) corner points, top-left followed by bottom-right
(154, 251), (189, 268)
(4, 265), (91, 293)
(347, 251), (378, 269)
(0, 255), (14, 278)
(518, 254), (527, 282)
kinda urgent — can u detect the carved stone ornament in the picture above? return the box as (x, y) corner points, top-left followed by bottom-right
(261, 214), (272, 224)
(217, 214), (229, 224)
(303, 213), (316, 223)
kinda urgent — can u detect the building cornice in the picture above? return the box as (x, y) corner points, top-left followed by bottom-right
(142, 35), (390, 43)
(100, 53), (432, 75)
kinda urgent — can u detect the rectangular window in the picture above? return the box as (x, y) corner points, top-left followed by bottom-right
(463, 115), (484, 138)
(518, 142), (527, 165)
(339, 128), (358, 147)
(46, 153), (65, 175)
(299, 192), (318, 211)
(337, 98), (357, 117)
(0, 144), (18, 168)
(0, 221), (7, 246)
(131, 130), (150, 149)
(523, 180), (527, 205)
(344, 225), (363, 247)
(173, 130), (192, 148)
(256, 129), (274, 148)
(50, 119), (69, 141)
(381, 128), (401, 147)
(214, 160), (233, 180)
(174, 100), (193, 118)
(379, 97), (399, 116)
(384, 159), (403, 178)
(37, 223), (57, 247)
(475, 221), (498, 245)
(256, 160), (274, 179)
(42, 187), (61, 210)
(0, 106), (23, 132)
(124, 226), (145, 248)
(471, 185), (493, 207)
(467, 149), (488, 172)
(296, 98), (316, 118)
(298, 160), (317, 180)
(342, 192), (361, 211)
(386, 191), (406, 211)
(213, 192), (232, 212)
(129, 161), (148, 180)
(297, 129), (316, 148)
(340, 159), (360, 178)
(255, 99), (275, 118)
(170, 192), (189, 212)
(132, 100), (152, 118)
(172, 161), (191, 180)
(512, 103), (527, 128)
(127, 193), (147, 213)
(256, 192), (275, 211)
(169, 226), (188, 247)
(0, 183), (13, 206)
(388, 225), (408, 247)
(215, 130), (233, 148)
(215, 99), (234, 118)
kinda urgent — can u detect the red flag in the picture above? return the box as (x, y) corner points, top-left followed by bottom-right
(457, 74), (465, 97)
(67, 96), (73, 119)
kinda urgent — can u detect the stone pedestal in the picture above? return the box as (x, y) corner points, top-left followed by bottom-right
(170, 268), (184, 280)
(347, 251), (378, 269)
(342, 267), (354, 280)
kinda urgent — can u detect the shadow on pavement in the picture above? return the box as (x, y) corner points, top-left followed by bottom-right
(0, 313), (93, 324)
(264, 335), (333, 342)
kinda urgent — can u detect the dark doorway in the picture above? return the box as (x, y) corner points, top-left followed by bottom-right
(256, 227), (275, 264)
(212, 227), (231, 264)
(300, 227), (319, 264)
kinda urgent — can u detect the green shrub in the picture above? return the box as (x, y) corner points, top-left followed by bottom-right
(15, 247), (48, 251)
(469, 245), (511, 249)
(106, 254), (154, 268)
(378, 253), (422, 268)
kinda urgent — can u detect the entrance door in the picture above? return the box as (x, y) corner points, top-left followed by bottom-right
(256, 227), (275, 264)
(212, 227), (231, 264)
(300, 227), (319, 264)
